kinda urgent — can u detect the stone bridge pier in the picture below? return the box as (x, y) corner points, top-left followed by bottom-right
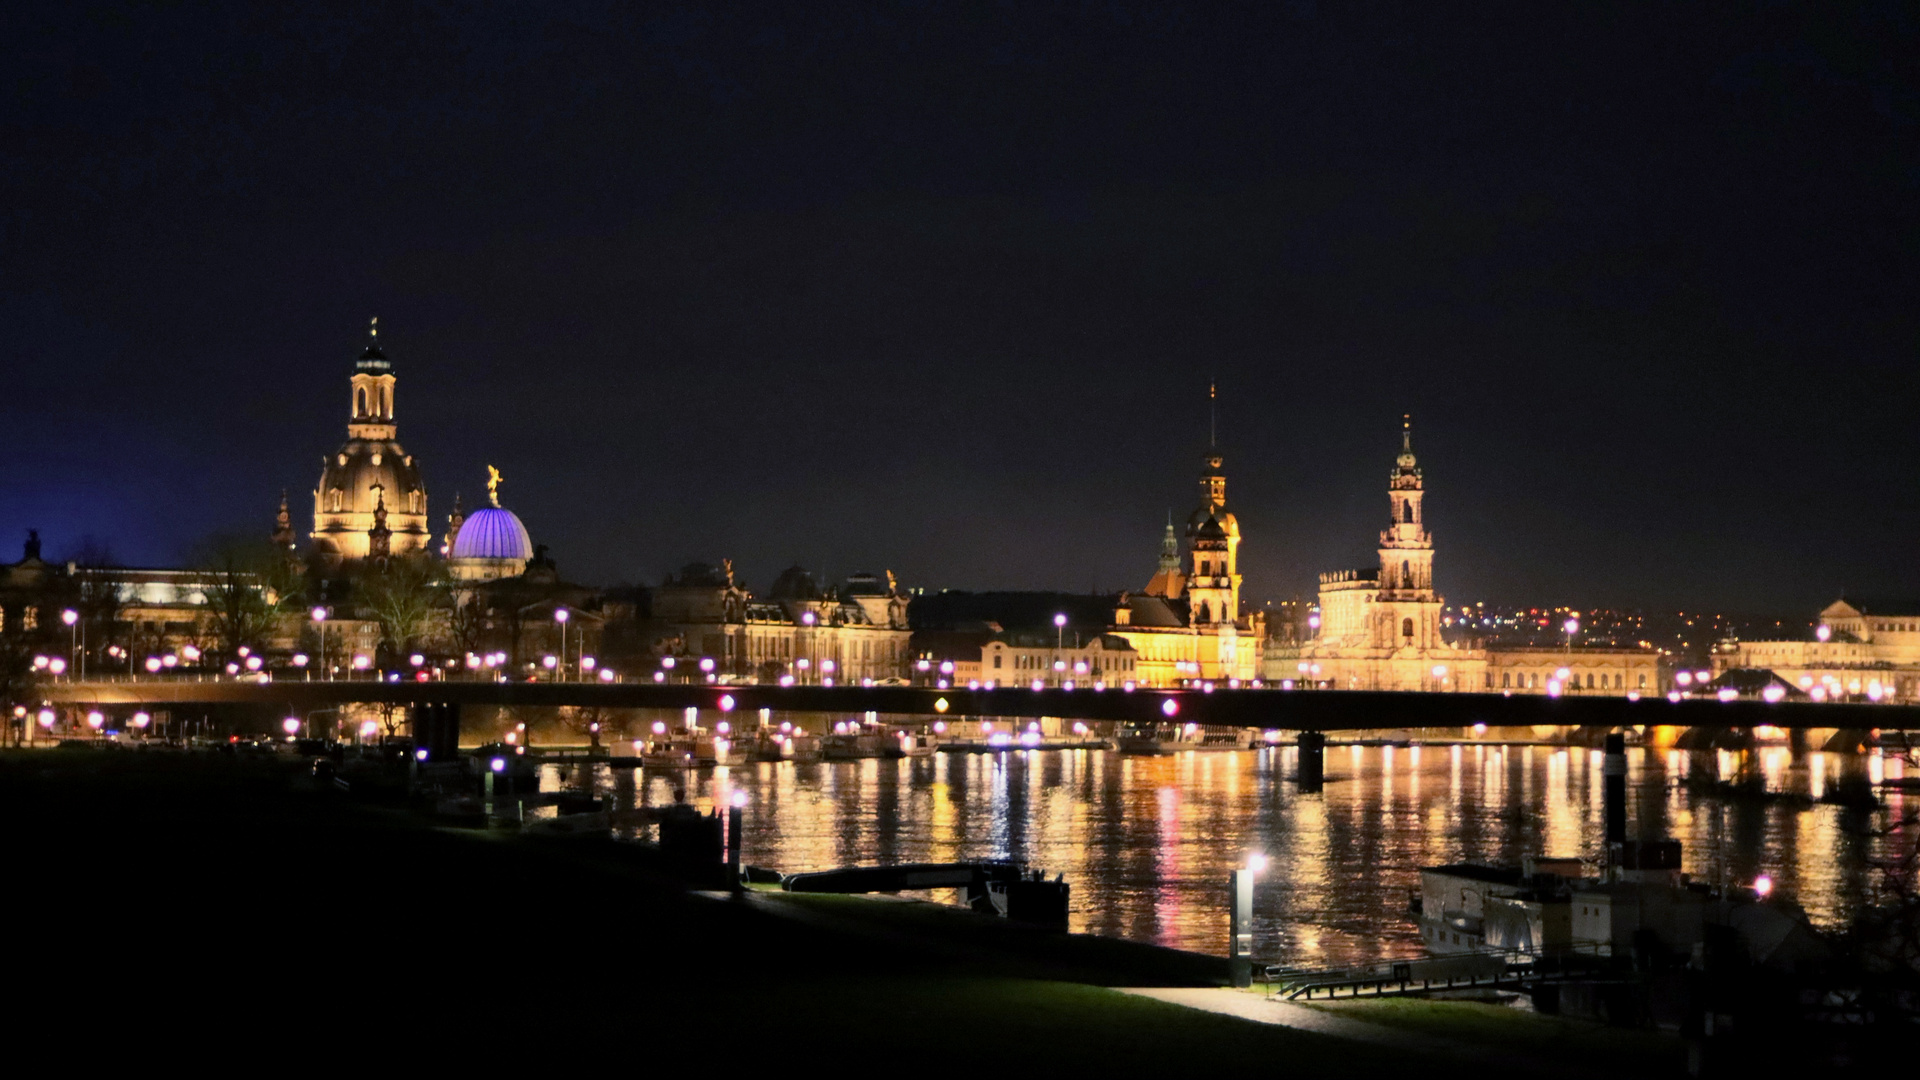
(409, 702), (461, 761)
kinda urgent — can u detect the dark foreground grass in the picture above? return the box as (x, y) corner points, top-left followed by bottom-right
(2, 749), (1435, 1070)
(1303, 997), (1686, 1075)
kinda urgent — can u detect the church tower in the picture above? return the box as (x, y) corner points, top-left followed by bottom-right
(1183, 386), (1241, 624)
(311, 320), (430, 563)
(1375, 416), (1440, 648)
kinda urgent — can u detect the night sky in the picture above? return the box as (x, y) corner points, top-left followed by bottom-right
(5, 3), (1916, 615)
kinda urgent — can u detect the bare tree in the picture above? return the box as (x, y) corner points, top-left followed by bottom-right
(187, 533), (306, 661)
(357, 553), (448, 663)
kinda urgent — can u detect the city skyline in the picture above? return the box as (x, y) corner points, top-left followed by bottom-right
(5, 4), (1916, 613)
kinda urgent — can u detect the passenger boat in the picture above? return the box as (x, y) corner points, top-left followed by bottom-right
(640, 728), (746, 768)
(820, 731), (898, 761)
(1116, 722), (1257, 755)
(897, 729), (942, 758)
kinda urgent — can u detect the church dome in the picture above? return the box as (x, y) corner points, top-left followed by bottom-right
(450, 506), (534, 561)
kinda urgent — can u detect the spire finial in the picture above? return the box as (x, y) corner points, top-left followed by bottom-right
(370, 316), (378, 339)
(1209, 380), (1217, 448)
(486, 465), (503, 508)
(1402, 413), (1412, 451)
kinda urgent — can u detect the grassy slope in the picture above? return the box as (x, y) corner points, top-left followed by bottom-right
(1, 750), (1412, 1069)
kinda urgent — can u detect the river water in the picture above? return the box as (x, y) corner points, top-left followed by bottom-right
(543, 743), (1914, 967)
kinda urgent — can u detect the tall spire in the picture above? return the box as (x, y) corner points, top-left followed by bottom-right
(1158, 510), (1180, 572)
(1394, 413), (1420, 477)
(271, 490), (294, 550)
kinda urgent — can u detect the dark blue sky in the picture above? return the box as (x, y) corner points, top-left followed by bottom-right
(3, 2), (1916, 614)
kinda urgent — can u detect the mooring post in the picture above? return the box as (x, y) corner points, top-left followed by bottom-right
(1297, 731), (1325, 790)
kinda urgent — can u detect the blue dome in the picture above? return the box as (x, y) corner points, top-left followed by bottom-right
(451, 506), (533, 561)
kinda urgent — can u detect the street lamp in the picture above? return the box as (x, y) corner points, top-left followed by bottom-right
(311, 606), (330, 680)
(61, 608), (79, 681)
(554, 608), (570, 681)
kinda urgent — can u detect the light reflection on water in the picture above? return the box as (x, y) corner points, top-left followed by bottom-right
(541, 746), (1909, 967)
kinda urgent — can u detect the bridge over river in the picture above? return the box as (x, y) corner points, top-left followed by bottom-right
(40, 676), (1920, 734)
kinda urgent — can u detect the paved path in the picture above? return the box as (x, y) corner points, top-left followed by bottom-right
(1115, 988), (1646, 1077)
(1118, 988), (1461, 1052)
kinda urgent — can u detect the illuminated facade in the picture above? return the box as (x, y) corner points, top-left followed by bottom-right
(639, 564), (913, 684)
(1717, 598), (1920, 702)
(311, 321), (430, 564)
(1278, 419), (1487, 691)
(1109, 442), (1266, 685)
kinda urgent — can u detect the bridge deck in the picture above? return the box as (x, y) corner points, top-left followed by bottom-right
(33, 679), (1920, 730)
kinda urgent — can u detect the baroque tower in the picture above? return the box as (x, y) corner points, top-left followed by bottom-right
(311, 320), (430, 563)
(1376, 416), (1440, 647)
(1183, 387), (1241, 625)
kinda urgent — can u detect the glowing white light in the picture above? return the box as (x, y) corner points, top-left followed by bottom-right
(37, 709), (55, 729)
(1247, 853), (1270, 875)
(699, 657), (715, 672)
(1675, 671), (1693, 687)
(310, 607), (327, 623)
(731, 790), (749, 809)
(131, 711), (150, 729)
(554, 609), (569, 624)
(145, 657), (162, 672)
(86, 711), (105, 730)
(1753, 874), (1774, 898)
(1161, 698), (1179, 717)
(652, 721), (667, 734)
(490, 758), (506, 773)
(281, 717), (301, 735)
(719, 694), (736, 712)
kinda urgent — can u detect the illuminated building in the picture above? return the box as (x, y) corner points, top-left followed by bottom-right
(635, 563), (912, 683)
(1108, 433), (1266, 685)
(310, 321), (430, 564)
(1717, 598), (1920, 702)
(1278, 418), (1486, 691)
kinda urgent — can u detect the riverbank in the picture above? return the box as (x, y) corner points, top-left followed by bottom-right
(2, 748), (1678, 1072)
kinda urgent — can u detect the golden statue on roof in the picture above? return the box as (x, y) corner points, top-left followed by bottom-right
(486, 465), (503, 507)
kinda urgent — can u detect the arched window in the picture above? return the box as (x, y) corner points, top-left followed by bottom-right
(1502, 672), (1511, 688)
(1198, 601), (1212, 624)
(1401, 617), (1414, 638)
(378, 386), (389, 417)
(1400, 561), (1411, 589)
(355, 388), (367, 416)
(327, 489), (342, 512)
(1403, 500), (1414, 524)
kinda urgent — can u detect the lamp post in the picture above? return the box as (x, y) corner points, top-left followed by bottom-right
(1229, 852), (1267, 988)
(311, 606), (330, 680)
(1563, 617), (1579, 693)
(554, 608), (570, 682)
(61, 609), (79, 681)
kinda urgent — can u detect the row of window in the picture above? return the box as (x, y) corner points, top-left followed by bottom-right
(992, 652), (1137, 673)
(1495, 670), (1647, 689)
